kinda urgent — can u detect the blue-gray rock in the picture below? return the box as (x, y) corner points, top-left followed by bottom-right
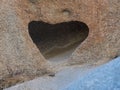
(62, 57), (120, 90)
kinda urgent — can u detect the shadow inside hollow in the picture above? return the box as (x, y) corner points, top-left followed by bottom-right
(28, 21), (89, 59)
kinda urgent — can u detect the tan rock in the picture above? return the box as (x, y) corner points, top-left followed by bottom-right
(0, 0), (50, 88)
(0, 0), (120, 89)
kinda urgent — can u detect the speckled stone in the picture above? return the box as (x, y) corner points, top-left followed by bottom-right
(0, 0), (120, 89)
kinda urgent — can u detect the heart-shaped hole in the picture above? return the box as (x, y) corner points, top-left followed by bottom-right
(28, 21), (89, 62)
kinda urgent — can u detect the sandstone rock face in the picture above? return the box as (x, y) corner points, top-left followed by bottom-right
(5, 57), (120, 90)
(0, 0), (50, 88)
(0, 0), (120, 89)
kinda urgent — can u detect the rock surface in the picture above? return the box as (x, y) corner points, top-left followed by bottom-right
(0, 0), (50, 89)
(4, 64), (94, 90)
(4, 57), (120, 90)
(0, 0), (120, 89)
(62, 57), (120, 90)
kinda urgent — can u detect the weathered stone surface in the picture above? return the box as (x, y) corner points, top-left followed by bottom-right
(0, 0), (120, 89)
(0, 0), (50, 89)
(4, 63), (94, 90)
(15, 0), (120, 64)
(70, 0), (120, 65)
(4, 57), (120, 90)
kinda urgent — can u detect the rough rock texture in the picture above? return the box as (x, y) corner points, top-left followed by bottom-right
(4, 57), (120, 90)
(0, 0), (50, 89)
(16, 0), (120, 64)
(0, 0), (120, 89)
(71, 0), (120, 65)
